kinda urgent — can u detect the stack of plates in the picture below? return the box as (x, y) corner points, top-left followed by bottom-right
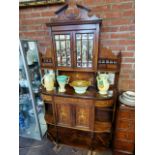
(119, 91), (135, 107)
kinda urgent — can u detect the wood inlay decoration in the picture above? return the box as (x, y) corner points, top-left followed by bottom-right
(76, 107), (90, 128)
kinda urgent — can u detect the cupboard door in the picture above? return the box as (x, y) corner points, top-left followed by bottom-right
(55, 103), (72, 126)
(75, 32), (95, 69)
(53, 33), (72, 68)
(75, 104), (94, 130)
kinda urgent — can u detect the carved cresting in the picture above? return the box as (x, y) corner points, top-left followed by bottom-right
(65, 0), (80, 19)
(50, 0), (101, 22)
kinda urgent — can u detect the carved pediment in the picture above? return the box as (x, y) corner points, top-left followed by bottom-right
(47, 0), (102, 26)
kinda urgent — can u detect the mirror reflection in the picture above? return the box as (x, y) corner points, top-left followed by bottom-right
(54, 34), (71, 67)
(76, 33), (94, 68)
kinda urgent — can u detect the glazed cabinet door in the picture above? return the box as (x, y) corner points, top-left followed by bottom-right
(55, 103), (72, 126)
(53, 32), (73, 69)
(74, 30), (97, 71)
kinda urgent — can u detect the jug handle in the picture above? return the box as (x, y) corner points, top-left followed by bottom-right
(41, 75), (45, 87)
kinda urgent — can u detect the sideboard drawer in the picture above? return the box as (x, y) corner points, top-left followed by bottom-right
(54, 96), (77, 104)
(54, 96), (93, 106)
(41, 94), (52, 102)
(95, 99), (113, 108)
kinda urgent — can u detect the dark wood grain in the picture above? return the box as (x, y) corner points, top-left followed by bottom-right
(38, 1), (122, 152)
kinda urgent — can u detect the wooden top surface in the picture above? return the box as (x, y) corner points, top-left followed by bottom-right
(40, 86), (115, 100)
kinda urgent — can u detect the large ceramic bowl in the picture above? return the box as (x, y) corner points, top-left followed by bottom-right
(70, 80), (90, 94)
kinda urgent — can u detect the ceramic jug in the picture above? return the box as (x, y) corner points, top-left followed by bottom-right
(41, 70), (55, 91)
(57, 75), (69, 92)
(96, 72), (110, 95)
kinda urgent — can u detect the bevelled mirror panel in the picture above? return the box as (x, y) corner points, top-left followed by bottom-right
(54, 34), (71, 67)
(76, 33), (94, 68)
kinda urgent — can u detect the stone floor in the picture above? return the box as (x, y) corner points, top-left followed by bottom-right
(19, 136), (112, 155)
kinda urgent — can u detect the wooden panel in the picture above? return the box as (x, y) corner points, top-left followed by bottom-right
(95, 121), (112, 133)
(114, 140), (135, 153)
(95, 99), (113, 108)
(54, 96), (93, 105)
(75, 106), (92, 129)
(60, 71), (95, 86)
(44, 103), (54, 124)
(41, 94), (52, 102)
(95, 107), (113, 122)
(47, 125), (111, 151)
(113, 104), (135, 154)
(45, 114), (54, 124)
(39, 47), (54, 68)
(54, 96), (77, 104)
(51, 24), (97, 32)
(55, 103), (72, 126)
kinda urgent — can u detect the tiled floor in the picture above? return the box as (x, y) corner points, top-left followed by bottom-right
(19, 136), (112, 155)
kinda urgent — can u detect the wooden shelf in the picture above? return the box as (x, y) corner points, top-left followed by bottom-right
(94, 121), (112, 133)
(45, 114), (112, 133)
(44, 113), (54, 124)
(40, 86), (114, 101)
(57, 67), (96, 73)
(97, 68), (119, 73)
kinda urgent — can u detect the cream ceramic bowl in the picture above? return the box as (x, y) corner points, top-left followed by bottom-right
(70, 80), (90, 94)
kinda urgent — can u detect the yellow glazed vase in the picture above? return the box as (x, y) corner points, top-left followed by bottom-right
(96, 73), (109, 95)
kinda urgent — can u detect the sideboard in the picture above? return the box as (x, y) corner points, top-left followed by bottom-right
(39, 1), (122, 152)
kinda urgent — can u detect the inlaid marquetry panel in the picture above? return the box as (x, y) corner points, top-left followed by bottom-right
(75, 105), (93, 130)
(56, 103), (72, 126)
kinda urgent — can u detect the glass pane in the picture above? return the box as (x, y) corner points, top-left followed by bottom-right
(108, 73), (115, 85)
(19, 41), (47, 140)
(82, 40), (87, 67)
(88, 39), (93, 67)
(76, 33), (94, 68)
(56, 41), (60, 51)
(89, 34), (94, 39)
(66, 40), (70, 49)
(55, 35), (59, 40)
(76, 34), (81, 40)
(54, 34), (71, 67)
(66, 35), (70, 39)
(82, 34), (87, 39)
(60, 35), (65, 40)
(77, 40), (81, 56)
(60, 41), (65, 50)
